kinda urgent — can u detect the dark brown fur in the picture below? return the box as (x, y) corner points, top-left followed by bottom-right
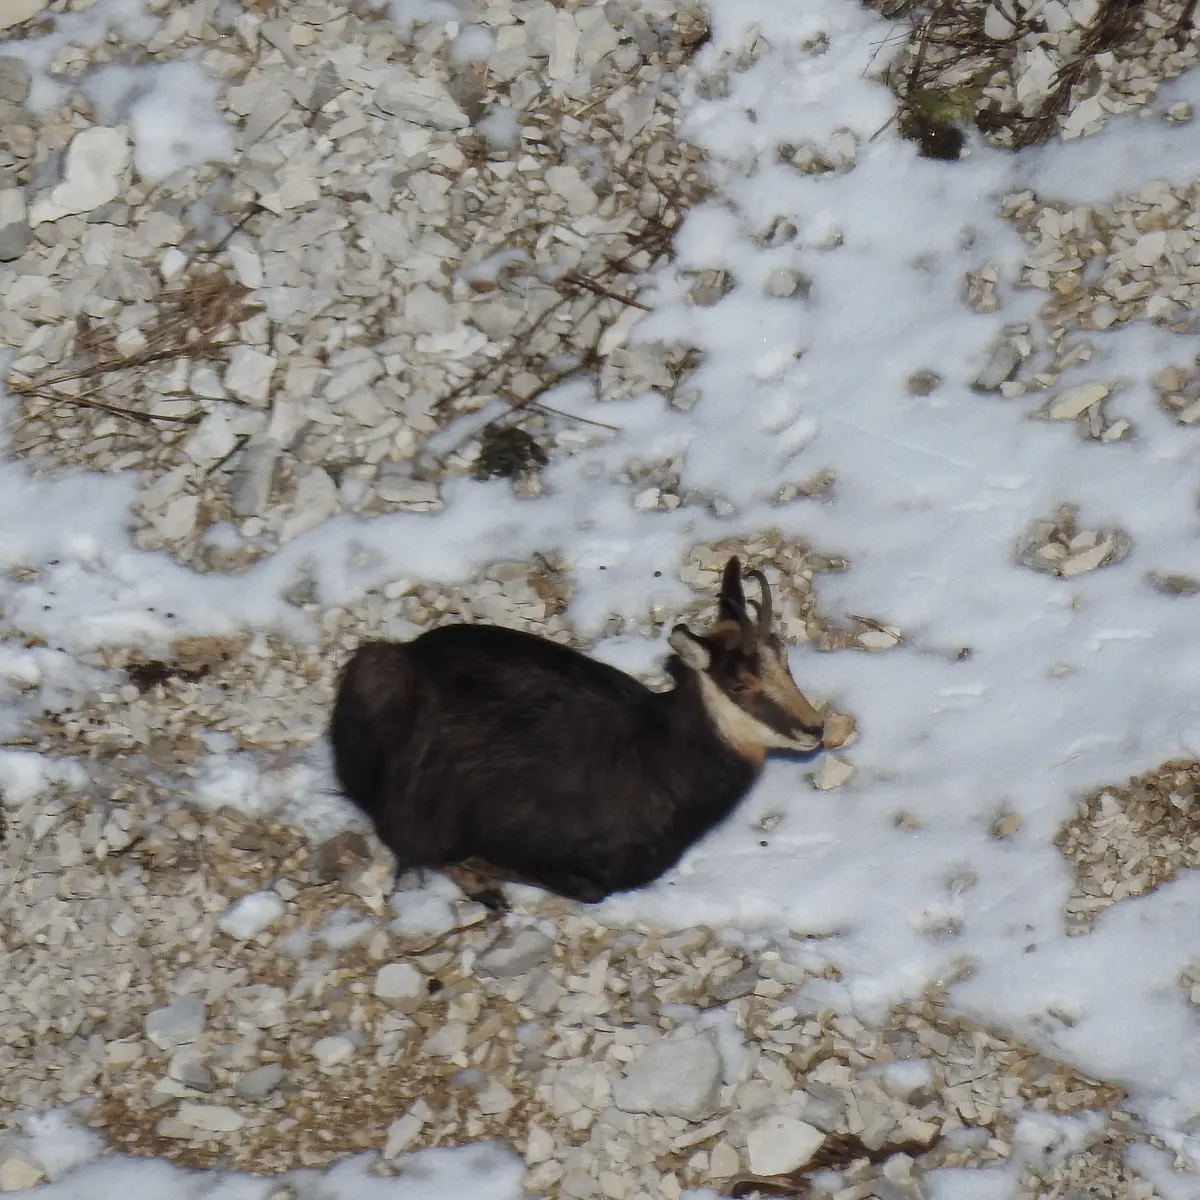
(329, 558), (825, 904)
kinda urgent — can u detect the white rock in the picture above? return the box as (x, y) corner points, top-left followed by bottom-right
(576, 7), (621, 67)
(973, 342), (1020, 391)
(373, 72), (468, 129)
(710, 1140), (741, 1177)
(1062, 95), (1105, 137)
(0, 0), (47, 31)
(525, 1125), (556, 1164)
(612, 1032), (722, 1121)
(374, 962), (424, 1000)
(858, 629), (900, 651)
(746, 1116), (824, 1175)
(1015, 46), (1057, 105)
(231, 439), (279, 518)
(228, 244), (263, 289)
(325, 356), (384, 403)
(475, 928), (555, 978)
(280, 466), (339, 542)
(148, 494), (199, 543)
(1133, 230), (1167, 267)
(217, 890), (285, 940)
(983, 3), (1016, 37)
(545, 164), (597, 217)
(477, 1079), (517, 1114)
(414, 326), (489, 359)
(423, 1021), (468, 1057)
(145, 997), (205, 1050)
(343, 388), (390, 427)
(29, 127), (131, 225)
(766, 267), (805, 298)
(160, 247), (187, 281)
(402, 284), (456, 334)
(813, 755), (855, 790)
(234, 1062), (284, 1101)
(0, 1153), (44, 1191)
(106, 1040), (143, 1065)
(177, 1102), (246, 1133)
(189, 364), (228, 400)
(1060, 536), (1114, 578)
(184, 410), (239, 464)
(1047, 383), (1109, 420)
(224, 347), (278, 406)
(548, 9), (579, 82)
(0, 187), (27, 262)
(169, 1052), (215, 1093)
(312, 1035), (356, 1068)
(383, 1103), (430, 1158)
(375, 477), (440, 508)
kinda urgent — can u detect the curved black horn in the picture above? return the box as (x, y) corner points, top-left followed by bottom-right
(718, 557), (756, 646)
(732, 600), (756, 647)
(745, 569), (772, 633)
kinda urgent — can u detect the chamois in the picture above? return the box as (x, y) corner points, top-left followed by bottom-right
(330, 557), (845, 904)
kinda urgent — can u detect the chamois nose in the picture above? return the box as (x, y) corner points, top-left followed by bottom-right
(786, 692), (826, 738)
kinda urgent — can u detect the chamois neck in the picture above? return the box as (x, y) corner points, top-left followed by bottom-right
(658, 661), (767, 768)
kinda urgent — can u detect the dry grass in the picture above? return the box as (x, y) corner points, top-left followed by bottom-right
(872, 0), (1156, 154)
(5, 266), (259, 437)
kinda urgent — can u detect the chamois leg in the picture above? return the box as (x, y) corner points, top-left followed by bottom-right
(442, 860), (511, 911)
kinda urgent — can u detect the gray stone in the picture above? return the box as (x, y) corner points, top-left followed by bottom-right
(709, 965), (758, 1003)
(234, 1062), (285, 1101)
(176, 1102), (245, 1132)
(87, 201), (132, 225)
(280, 465), (339, 542)
(303, 60), (343, 112)
(746, 1116), (824, 1175)
(0, 0), (47, 33)
(0, 56), (31, 105)
(374, 962), (424, 1000)
(0, 99), (33, 130)
(972, 341), (1020, 391)
(0, 219), (28, 262)
(169, 1054), (215, 1093)
(475, 928), (555, 978)
(0, 188), (27, 262)
(230, 439), (280, 518)
(0, 1152), (43, 1191)
(612, 1031), (722, 1121)
(521, 969), (567, 1014)
(224, 347), (278, 407)
(29, 127), (131, 225)
(145, 997), (205, 1050)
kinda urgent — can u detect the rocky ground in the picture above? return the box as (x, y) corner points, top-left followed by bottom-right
(4, 0), (1200, 1195)
(0, 791), (1158, 1198)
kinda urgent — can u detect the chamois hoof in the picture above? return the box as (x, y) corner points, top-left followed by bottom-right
(468, 886), (510, 912)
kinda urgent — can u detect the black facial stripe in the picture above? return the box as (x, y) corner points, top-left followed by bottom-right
(740, 690), (822, 737)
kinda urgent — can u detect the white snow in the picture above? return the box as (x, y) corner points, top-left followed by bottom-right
(7, 0), (1200, 1193)
(84, 60), (235, 183)
(215, 891), (285, 940)
(0, 1132), (526, 1200)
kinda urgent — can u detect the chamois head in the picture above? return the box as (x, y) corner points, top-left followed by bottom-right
(668, 557), (827, 758)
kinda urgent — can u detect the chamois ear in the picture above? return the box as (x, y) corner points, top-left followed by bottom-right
(668, 625), (710, 671)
